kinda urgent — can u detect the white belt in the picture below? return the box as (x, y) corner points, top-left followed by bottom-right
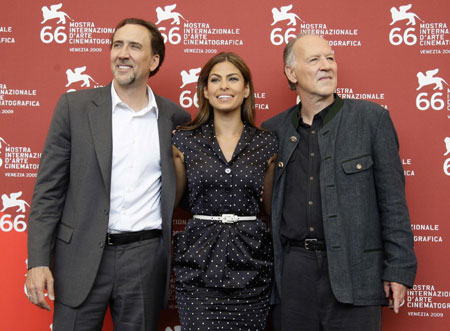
(193, 214), (257, 224)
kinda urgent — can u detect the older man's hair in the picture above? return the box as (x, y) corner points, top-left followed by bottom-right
(283, 33), (319, 91)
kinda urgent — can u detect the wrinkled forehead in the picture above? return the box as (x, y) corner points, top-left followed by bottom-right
(296, 35), (334, 57)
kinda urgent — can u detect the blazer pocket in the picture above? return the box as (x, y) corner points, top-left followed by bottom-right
(341, 155), (373, 174)
(56, 223), (73, 243)
(363, 247), (382, 253)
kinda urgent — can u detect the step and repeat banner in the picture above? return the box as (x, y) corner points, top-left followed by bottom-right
(1, 0), (449, 330)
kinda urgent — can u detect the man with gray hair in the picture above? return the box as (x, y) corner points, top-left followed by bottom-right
(262, 34), (417, 330)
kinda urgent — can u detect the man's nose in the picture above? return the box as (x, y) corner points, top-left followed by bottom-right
(319, 57), (331, 70)
(118, 46), (129, 58)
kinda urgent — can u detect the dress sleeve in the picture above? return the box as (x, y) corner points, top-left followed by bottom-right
(172, 129), (186, 154)
(265, 130), (278, 159)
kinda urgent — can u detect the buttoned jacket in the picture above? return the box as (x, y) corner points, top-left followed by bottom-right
(262, 98), (417, 305)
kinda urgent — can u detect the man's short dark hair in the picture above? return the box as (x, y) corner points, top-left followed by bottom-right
(111, 18), (165, 77)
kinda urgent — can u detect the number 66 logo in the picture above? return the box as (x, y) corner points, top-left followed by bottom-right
(270, 27), (297, 46)
(0, 214), (27, 232)
(416, 92), (445, 111)
(40, 26), (67, 44)
(158, 27), (181, 45)
(389, 27), (417, 46)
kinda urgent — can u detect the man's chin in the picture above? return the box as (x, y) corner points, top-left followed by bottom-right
(114, 76), (136, 87)
(317, 88), (335, 98)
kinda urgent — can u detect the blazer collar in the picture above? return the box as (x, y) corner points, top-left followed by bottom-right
(88, 83), (113, 194)
(273, 113), (300, 187)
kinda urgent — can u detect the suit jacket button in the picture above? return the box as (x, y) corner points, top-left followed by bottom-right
(290, 136), (297, 143)
(356, 163), (362, 170)
(278, 161), (284, 168)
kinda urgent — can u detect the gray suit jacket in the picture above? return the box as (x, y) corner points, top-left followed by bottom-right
(262, 98), (417, 306)
(27, 83), (190, 307)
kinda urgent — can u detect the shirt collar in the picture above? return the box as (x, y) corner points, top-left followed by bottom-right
(201, 116), (256, 139)
(111, 83), (159, 118)
(291, 93), (343, 129)
(199, 118), (257, 164)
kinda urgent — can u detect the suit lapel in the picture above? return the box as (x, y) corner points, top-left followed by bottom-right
(157, 103), (172, 178)
(88, 84), (113, 195)
(155, 95), (173, 179)
(155, 95), (175, 235)
(273, 114), (300, 187)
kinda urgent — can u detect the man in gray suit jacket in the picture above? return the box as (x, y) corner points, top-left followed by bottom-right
(262, 35), (417, 330)
(25, 18), (190, 330)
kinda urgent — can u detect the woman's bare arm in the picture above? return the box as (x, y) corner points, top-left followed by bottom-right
(173, 145), (187, 208)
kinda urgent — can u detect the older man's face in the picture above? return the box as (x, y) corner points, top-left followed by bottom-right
(286, 35), (337, 101)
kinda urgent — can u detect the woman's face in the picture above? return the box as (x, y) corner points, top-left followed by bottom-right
(204, 61), (249, 114)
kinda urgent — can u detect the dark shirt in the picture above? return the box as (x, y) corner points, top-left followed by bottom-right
(280, 96), (343, 242)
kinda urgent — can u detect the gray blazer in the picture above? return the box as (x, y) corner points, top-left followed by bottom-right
(27, 83), (190, 307)
(262, 98), (417, 306)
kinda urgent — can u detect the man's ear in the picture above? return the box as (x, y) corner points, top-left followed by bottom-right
(149, 54), (160, 73)
(284, 65), (297, 85)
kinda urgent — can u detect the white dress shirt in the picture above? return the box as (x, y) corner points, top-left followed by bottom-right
(108, 84), (162, 233)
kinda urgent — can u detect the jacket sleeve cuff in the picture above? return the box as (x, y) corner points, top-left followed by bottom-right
(382, 266), (417, 288)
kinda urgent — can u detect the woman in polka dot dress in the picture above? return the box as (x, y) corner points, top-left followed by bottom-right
(172, 52), (278, 330)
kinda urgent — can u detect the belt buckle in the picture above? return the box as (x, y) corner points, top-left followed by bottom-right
(221, 214), (238, 223)
(107, 233), (113, 246)
(304, 238), (317, 250)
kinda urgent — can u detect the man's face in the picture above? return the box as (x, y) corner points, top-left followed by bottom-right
(110, 24), (159, 88)
(285, 35), (337, 100)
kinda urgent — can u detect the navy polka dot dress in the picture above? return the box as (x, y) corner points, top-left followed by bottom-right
(172, 121), (278, 330)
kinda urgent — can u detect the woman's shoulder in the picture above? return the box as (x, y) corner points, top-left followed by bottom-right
(251, 128), (278, 156)
(173, 128), (196, 139)
(254, 128), (278, 142)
